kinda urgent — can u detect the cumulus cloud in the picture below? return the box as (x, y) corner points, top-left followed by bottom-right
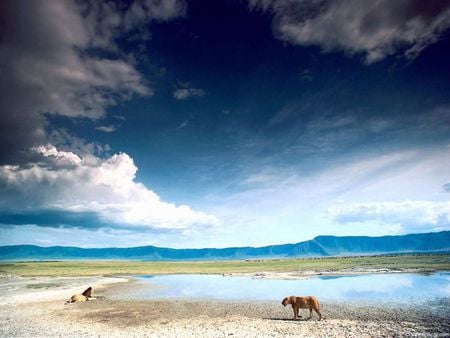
(329, 201), (450, 232)
(0, 0), (185, 163)
(0, 145), (218, 231)
(173, 88), (206, 100)
(249, 0), (450, 63)
(46, 128), (111, 161)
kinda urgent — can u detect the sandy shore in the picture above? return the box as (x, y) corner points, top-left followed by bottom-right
(1, 275), (449, 337)
(234, 268), (435, 280)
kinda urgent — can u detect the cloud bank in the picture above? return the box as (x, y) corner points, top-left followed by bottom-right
(205, 147), (450, 245)
(0, 145), (218, 231)
(329, 201), (450, 232)
(249, 0), (450, 63)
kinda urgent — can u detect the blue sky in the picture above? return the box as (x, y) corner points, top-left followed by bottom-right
(0, 0), (449, 248)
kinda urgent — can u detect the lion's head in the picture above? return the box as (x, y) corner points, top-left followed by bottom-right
(82, 287), (92, 297)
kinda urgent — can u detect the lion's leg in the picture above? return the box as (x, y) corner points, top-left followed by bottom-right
(308, 307), (313, 319)
(296, 307), (302, 318)
(314, 307), (322, 321)
(291, 305), (298, 319)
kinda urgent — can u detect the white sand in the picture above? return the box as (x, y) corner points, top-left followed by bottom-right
(0, 274), (128, 305)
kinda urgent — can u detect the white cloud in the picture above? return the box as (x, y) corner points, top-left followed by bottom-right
(329, 201), (450, 232)
(124, 0), (186, 30)
(173, 88), (206, 100)
(0, 0), (185, 162)
(46, 129), (111, 160)
(249, 0), (450, 63)
(34, 144), (83, 167)
(203, 147), (450, 245)
(0, 145), (218, 231)
(96, 125), (118, 133)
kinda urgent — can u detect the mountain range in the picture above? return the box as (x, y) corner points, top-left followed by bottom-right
(1, 231), (449, 261)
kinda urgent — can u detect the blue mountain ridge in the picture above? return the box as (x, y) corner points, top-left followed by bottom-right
(0, 231), (449, 261)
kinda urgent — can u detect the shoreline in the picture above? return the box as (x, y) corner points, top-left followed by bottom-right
(0, 268), (447, 305)
(3, 266), (447, 281)
(228, 267), (446, 280)
(1, 274), (449, 337)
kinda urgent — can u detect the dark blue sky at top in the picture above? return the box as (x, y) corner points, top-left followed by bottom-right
(47, 0), (450, 206)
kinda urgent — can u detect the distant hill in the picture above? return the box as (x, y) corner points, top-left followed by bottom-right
(0, 231), (449, 261)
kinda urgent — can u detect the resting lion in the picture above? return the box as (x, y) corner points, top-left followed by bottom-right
(68, 287), (95, 303)
(281, 295), (322, 320)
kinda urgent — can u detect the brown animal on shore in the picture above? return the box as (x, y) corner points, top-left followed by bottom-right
(68, 287), (94, 303)
(281, 295), (322, 320)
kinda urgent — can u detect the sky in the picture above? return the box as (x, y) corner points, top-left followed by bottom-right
(0, 0), (450, 249)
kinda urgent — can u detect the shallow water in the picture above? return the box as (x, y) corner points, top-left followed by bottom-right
(119, 272), (450, 303)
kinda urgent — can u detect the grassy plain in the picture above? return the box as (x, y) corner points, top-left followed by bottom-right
(0, 254), (449, 277)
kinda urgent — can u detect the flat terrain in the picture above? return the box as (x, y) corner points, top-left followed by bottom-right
(1, 253), (449, 276)
(1, 275), (449, 337)
(1, 255), (449, 337)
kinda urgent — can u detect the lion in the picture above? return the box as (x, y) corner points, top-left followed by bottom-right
(281, 295), (322, 320)
(68, 287), (95, 303)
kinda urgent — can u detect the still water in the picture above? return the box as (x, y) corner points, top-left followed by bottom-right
(119, 272), (450, 303)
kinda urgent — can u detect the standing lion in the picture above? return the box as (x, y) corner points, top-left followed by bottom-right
(282, 295), (322, 320)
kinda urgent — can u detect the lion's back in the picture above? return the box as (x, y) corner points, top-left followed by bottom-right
(307, 296), (320, 309)
(70, 294), (87, 303)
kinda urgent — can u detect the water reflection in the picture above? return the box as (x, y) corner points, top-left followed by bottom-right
(120, 272), (450, 303)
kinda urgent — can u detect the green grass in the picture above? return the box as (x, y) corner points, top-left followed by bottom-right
(0, 254), (449, 277)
